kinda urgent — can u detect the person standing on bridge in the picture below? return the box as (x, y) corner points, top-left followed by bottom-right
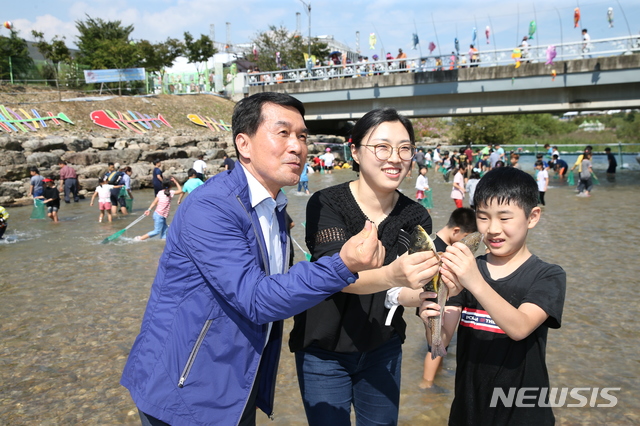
(469, 45), (479, 67)
(582, 29), (592, 58)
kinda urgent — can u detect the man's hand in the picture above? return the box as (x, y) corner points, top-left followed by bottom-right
(339, 221), (385, 273)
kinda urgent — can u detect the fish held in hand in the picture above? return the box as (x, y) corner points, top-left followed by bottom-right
(429, 231), (483, 360)
(408, 224), (440, 261)
(459, 231), (483, 254)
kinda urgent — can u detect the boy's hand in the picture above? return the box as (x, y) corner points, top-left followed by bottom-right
(388, 251), (440, 290)
(439, 242), (484, 295)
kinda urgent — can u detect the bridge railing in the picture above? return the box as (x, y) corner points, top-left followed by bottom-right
(245, 35), (640, 88)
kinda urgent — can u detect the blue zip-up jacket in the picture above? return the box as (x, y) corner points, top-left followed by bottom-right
(121, 165), (357, 425)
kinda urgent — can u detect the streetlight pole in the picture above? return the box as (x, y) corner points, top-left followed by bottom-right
(298, 0), (311, 58)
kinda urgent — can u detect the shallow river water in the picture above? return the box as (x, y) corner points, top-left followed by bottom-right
(1, 162), (639, 425)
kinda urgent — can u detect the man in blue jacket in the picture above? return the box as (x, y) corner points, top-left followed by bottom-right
(121, 93), (396, 426)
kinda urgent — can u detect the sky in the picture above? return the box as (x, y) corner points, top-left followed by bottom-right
(3, 0), (639, 61)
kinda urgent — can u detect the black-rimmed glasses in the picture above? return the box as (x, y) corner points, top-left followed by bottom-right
(362, 143), (416, 161)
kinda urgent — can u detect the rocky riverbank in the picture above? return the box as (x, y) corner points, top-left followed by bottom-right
(0, 89), (350, 205)
(0, 132), (347, 205)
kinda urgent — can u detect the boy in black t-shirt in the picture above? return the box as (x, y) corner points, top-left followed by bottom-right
(41, 178), (61, 223)
(421, 167), (566, 425)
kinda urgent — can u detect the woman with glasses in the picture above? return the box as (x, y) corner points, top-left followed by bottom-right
(290, 108), (441, 425)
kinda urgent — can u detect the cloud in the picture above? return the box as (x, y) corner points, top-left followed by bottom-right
(10, 15), (78, 44)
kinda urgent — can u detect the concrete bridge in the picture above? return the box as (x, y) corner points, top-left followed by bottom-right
(248, 54), (640, 135)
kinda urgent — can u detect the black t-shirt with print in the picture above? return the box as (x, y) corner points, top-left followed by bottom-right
(447, 254), (566, 426)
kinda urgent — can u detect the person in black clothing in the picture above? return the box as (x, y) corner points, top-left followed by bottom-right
(427, 167), (566, 425)
(152, 159), (164, 195)
(290, 108), (444, 426)
(41, 178), (61, 223)
(605, 147), (617, 181)
(222, 154), (235, 171)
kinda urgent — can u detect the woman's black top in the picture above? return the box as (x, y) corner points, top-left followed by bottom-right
(289, 181), (432, 353)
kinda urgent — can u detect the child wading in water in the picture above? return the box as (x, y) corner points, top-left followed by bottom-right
(422, 167), (566, 424)
(415, 166), (432, 212)
(90, 177), (121, 222)
(135, 177), (182, 241)
(41, 178), (61, 222)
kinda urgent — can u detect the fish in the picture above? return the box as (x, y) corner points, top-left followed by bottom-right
(428, 230), (483, 360)
(0, 105), (73, 133)
(90, 110), (171, 133)
(408, 224), (440, 261)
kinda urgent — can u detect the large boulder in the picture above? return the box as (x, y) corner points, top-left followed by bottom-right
(65, 137), (92, 152)
(91, 137), (112, 149)
(97, 149), (141, 165)
(113, 139), (128, 150)
(0, 150), (26, 166)
(196, 141), (221, 150)
(0, 165), (31, 182)
(22, 136), (67, 152)
(168, 136), (198, 147)
(63, 151), (100, 166)
(76, 164), (108, 179)
(165, 148), (189, 159)
(163, 159), (193, 171)
(130, 162), (152, 179)
(0, 181), (26, 198)
(139, 150), (169, 163)
(79, 178), (99, 192)
(26, 152), (61, 168)
(0, 138), (23, 151)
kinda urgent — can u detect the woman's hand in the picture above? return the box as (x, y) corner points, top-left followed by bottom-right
(388, 251), (440, 290)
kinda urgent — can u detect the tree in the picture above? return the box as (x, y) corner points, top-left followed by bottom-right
(138, 38), (183, 93)
(251, 25), (329, 71)
(0, 28), (34, 81)
(453, 116), (519, 146)
(75, 15), (139, 70)
(31, 30), (72, 84)
(183, 32), (216, 89)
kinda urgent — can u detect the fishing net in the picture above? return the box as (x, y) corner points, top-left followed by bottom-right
(567, 172), (575, 186)
(120, 187), (133, 211)
(30, 199), (46, 219)
(591, 172), (600, 185)
(422, 189), (434, 209)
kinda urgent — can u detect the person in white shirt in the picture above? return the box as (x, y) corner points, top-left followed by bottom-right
(582, 28), (592, 57)
(535, 160), (549, 206)
(193, 155), (207, 181)
(321, 148), (336, 174)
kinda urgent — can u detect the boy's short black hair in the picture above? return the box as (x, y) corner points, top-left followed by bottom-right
(187, 168), (198, 177)
(604, 147), (611, 152)
(474, 167), (539, 218)
(446, 207), (478, 233)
